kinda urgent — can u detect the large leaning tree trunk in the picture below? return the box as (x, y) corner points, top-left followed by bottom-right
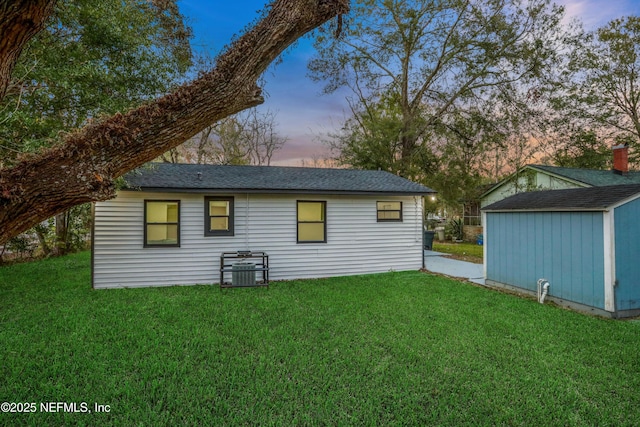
(0, 0), (57, 100)
(0, 0), (349, 244)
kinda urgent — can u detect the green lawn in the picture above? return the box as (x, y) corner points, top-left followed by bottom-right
(433, 241), (483, 263)
(1, 252), (640, 425)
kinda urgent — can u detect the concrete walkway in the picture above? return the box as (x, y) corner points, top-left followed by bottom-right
(424, 250), (485, 285)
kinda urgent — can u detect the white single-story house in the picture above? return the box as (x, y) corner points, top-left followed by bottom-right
(482, 184), (640, 318)
(92, 163), (435, 288)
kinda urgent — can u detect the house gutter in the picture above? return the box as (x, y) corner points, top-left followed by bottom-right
(121, 187), (435, 197)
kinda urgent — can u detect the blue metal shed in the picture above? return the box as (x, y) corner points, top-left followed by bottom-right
(482, 184), (640, 318)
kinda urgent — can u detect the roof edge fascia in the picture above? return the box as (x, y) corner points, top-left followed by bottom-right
(120, 187), (436, 196)
(483, 207), (608, 213)
(608, 191), (640, 210)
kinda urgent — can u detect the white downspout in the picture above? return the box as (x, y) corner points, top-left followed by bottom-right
(420, 196), (425, 270)
(603, 209), (616, 313)
(245, 193), (250, 251)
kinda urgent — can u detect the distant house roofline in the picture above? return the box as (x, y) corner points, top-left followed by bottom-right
(480, 164), (640, 200)
(526, 165), (594, 187)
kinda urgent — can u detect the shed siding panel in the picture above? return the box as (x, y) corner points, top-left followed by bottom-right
(93, 192), (423, 288)
(486, 211), (605, 308)
(614, 199), (640, 311)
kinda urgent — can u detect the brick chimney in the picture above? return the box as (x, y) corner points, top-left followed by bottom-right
(613, 143), (629, 175)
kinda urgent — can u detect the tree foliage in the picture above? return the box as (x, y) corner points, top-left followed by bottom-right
(554, 16), (640, 165)
(313, 0), (568, 207)
(0, 0), (193, 255)
(327, 91), (432, 177)
(552, 130), (612, 169)
(427, 109), (501, 207)
(0, 0), (192, 168)
(0, 0), (56, 101)
(0, 0), (349, 244)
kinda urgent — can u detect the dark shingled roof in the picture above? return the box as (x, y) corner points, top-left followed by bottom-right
(482, 184), (640, 212)
(123, 163), (435, 195)
(529, 164), (640, 187)
(481, 165), (640, 199)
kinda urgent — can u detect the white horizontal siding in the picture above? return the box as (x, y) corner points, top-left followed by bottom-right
(93, 192), (424, 288)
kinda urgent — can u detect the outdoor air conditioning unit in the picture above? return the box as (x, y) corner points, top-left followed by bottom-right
(231, 261), (256, 286)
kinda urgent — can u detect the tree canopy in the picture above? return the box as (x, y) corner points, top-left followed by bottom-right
(0, 0), (349, 244)
(552, 130), (612, 169)
(311, 0), (569, 207)
(554, 16), (640, 165)
(0, 0), (193, 168)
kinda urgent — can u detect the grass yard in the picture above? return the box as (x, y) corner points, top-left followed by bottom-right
(433, 241), (483, 264)
(1, 253), (640, 425)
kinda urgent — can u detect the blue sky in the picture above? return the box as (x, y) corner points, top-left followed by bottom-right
(179, 0), (640, 165)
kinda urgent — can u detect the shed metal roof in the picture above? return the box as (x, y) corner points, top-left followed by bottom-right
(123, 163), (435, 196)
(482, 183), (640, 212)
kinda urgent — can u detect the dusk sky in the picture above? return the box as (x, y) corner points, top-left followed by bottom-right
(179, 0), (640, 165)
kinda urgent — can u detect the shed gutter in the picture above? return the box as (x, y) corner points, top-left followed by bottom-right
(482, 207), (610, 213)
(482, 191), (640, 213)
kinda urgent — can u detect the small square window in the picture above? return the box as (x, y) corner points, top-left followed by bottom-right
(205, 197), (234, 236)
(377, 201), (403, 222)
